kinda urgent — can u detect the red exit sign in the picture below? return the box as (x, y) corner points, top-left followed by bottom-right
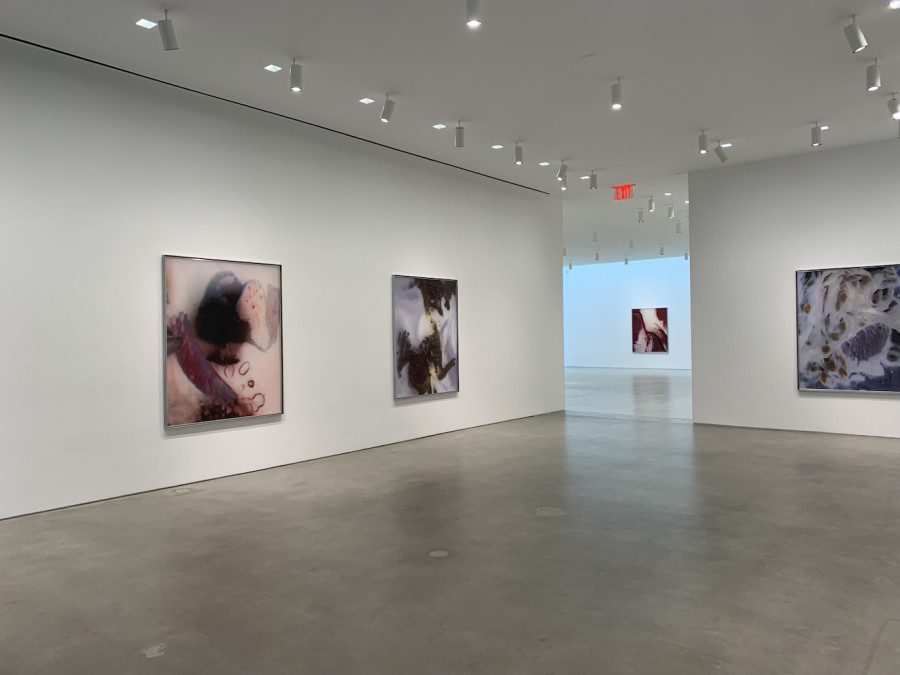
(613, 184), (635, 201)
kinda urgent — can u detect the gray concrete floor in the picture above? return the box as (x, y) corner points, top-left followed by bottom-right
(3, 413), (900, 674)
(566, 367), (693, 420)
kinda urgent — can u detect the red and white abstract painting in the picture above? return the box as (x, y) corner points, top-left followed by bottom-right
(632, 307), (669, 353)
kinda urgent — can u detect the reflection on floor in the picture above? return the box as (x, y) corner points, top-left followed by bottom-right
(3, 413), (900, 673)
(566, 366), (692, 420)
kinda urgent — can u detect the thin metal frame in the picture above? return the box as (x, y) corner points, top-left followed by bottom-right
(163, 254), (285, 428)
(795, 263), (900, 394)
(391, 274), (460, 400)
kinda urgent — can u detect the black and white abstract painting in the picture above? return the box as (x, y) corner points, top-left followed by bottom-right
(393, 275), (459, 399)
(796, 264), (900, 392)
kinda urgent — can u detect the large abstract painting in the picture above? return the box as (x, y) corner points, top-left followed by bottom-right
(797, 264), (900, 392)
(632, 308), (669, 353)
(164, 255), (283, 427)
(393, 275), (459, 399)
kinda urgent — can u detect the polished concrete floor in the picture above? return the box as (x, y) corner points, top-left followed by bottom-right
(566, 367), (693, 420)
(3, 413), (900, 674)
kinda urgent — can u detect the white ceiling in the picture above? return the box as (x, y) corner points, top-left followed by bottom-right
(2, 0), (899, 200)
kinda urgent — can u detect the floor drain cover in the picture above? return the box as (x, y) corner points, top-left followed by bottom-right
(428, 549), (449, 558)
(536, 507), (567, 518)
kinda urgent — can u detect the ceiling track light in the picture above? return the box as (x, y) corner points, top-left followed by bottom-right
(560, 176), (568, 191)
(714, 143), (729, 163)
(889, 94), (900, 120)
(648, 196), (655, 213)
(158, 9), (178, 51)
(568, 260), (573, 270)
(592, 232), (599, 243)
(595, 252), (600, 262)
(867, 59), (882, 92)
(611, 77), (623, 111)
(637, 209), (644, 223)
(290, 59), (302, 93)
(659, 245), (665, 256)
(667, 204), (675, 220)
(589, 171), (598, 190)
(629, 237), (635, 250)
(380, 95), (395, 123)
(844, 15), (868, 54)
(811, 124), (823, 147)
(698, 130), (708, 155)
(556, 161), (568, 181)
(455, 122), (465, 147)
(466, 0), (482, 28)
(514, 143), (524, 165)
(684, 252), (690, 261)
(625, 257), (629, 266)
(675, 220), (683, 234)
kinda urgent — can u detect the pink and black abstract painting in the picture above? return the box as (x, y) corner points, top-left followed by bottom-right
(797, 265), (900, 392)
(632, 308), (669, 353)
(164, 256), (283, 427)
(393, 275), (459, 399)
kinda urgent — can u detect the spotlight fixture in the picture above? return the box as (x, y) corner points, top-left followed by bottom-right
(563, 247), (567, 257)
(514, 143), (524, 165)
(629, 237), (635, 250)
(560, 176), (568, 191)
(568, 260), (573, 270)
(136, 18), (157, 29)
(625, 257), (629, 265)
(290, 59), (302, 93)
(867, 59), (882, 92)
(556, 161), (568, 181)
(359, 98), (376, 105)
(592, 232), (599, 244)
(659, 245), (665, 256)
(466, 0), (482, 28)
(811, 124), (823, 147)
(667, 204), (675, 219)
(158, 10), (178, 51)
(380, 95), (394, 123)
(684, 252), (690, 260)
(538, 161), (551, 167)
(611, 77), (623, 111)
(595, 252), (600, 262)
(675, 220), (683, 234)
(648, 196), (655, 213)
(433, 123), (446, 129)
(637, 209), (644, 223)
(714, 143), (729, 163)
(844, 15), (868, 54)
(589, 171), (598, 190)
(889, 94), (900, 120)
(698, 131), (708, 155)
(455, 122), (465, 148)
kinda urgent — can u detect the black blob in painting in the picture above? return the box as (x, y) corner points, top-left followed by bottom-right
(164, 256), (283, 427)
(393, 275), (459, 399)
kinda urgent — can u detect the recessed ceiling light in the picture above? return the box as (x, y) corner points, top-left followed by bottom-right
(720, 142), (733, 148)
(580, 175), (590, 180)
(433, 123), (446, 129)
(664, 192), (672, 196)
(539, 161), (551, 166)
(136, 18), (157, 29)
(820, 124), (830, 131)
(491, 144), (504, 150)
(359, 97), (375, 105)
(264, 64), (282, 73)
(684, 200), (690, 204)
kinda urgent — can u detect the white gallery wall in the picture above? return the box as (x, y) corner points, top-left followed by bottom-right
(564, 257), (692, 369)
(690, 139), (900, 438)
(0, 40), (564, 519)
